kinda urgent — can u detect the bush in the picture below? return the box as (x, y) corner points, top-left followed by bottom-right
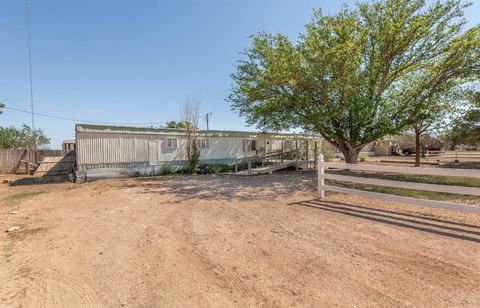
(176, 165), (189, 174)
(160, 164), (175, 175)
(197, 163), (237, 175)
(359, 155), (367, 162)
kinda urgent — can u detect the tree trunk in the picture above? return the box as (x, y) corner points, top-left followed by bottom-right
(339, 147), (360, 164)
(414, 128), (421, 167)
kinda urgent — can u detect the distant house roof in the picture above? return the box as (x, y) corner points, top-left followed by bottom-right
(62, 139), (76, 144)
(75, 124), (321, 139)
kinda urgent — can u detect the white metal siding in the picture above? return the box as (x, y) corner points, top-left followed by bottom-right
(77, 130), (320, 166)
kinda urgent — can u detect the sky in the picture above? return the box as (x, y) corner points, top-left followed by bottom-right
(1, 0), (479, 148)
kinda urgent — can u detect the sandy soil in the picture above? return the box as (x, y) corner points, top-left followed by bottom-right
(1, 171), (479, 307)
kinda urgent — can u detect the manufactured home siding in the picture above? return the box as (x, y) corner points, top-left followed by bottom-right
(77, 132), (150, 165)
(76, 124), (322, 174)
(202, 137), (253, 160)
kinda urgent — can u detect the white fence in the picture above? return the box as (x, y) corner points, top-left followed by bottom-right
(333, 151), (375, 158)
(426, 150), (480, 161)
(317, 155), (480, 214)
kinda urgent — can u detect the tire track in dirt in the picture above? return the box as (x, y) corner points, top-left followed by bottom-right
(77, 225), (169, 305)
(25, 269), (97, 308)
(178, 245), (270, 307)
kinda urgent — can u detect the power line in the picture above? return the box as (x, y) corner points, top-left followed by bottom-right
(3, 105), (167, 126)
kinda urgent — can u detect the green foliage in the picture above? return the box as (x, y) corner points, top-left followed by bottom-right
(0, 124), (50, 149)
(229, 0), (480, 163)
(174, 165), (189, 174)
(359, 155), (367, 162)
(443, 91), (480, 146)
(166, 120), (190, 129)
(159, 164), (176, 175)
(0, 102), (4, 114)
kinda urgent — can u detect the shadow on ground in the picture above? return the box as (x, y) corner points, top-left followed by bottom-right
(439, 162), (480, 169)
(290, 199), (480, 243)
(118, 171), (317, 202)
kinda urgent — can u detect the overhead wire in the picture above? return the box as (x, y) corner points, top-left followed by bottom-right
(3, 105), (167, 126)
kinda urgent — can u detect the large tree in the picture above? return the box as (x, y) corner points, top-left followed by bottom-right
(229, 0), (480, 163)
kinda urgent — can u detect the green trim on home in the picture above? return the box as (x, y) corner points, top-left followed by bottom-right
(75, 123), (321, 139)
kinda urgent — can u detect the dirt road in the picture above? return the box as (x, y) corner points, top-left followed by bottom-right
(1, 172), (479, 307)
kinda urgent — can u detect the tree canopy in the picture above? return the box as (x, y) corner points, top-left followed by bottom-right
(0, 124), (50, 149)
(166, 120), (190, 129)
(443, 91), (480, 147)
(229, 0), (480, 162)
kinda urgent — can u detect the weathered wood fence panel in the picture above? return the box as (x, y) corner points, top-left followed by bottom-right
(0, 149), (70, 174)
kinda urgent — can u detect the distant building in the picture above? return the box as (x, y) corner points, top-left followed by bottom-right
(75, 124), (322, 176)
(62, 139), (76, 151)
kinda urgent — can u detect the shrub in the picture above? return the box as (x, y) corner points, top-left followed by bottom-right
(176, 165), (189, 174)
(160, 164), (175, 175)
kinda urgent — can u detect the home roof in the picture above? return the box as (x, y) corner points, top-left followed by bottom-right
(75, 124), (321, 139)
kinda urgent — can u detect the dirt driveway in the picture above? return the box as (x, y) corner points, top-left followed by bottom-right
(1, 172), (479, 307)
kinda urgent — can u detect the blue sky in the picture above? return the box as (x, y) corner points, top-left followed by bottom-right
(1, 0), (479, 148)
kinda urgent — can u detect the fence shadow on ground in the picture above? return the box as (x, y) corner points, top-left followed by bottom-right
(289, 199), (480, 244)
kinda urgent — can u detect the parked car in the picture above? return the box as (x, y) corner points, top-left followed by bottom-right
(401, 148), (416, 156)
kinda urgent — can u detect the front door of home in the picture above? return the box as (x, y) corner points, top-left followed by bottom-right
(148, 141), (158, 165)
(266, 139), (273, 153)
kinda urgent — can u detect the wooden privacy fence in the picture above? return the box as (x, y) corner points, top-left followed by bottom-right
(317, 155), (480, 214)
(0, 149), (70, 174)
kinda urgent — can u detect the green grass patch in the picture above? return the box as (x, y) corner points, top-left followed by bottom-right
(3, 191), (46, 207)
(381, 173), (480, 188)
(347, 183), (478, 202)
(335, 170), (480, 188)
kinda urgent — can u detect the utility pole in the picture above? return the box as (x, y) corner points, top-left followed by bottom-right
(26, 0), (34, 131)
(205, 112), (212, 130)
(26, 0), (37, 156)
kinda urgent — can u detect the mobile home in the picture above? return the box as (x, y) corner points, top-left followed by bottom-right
(76, 124), (321, 177)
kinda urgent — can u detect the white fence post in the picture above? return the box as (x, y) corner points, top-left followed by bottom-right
(318, 154), (325, 199)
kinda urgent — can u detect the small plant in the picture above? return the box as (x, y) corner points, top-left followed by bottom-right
(359, 155), (367, 162)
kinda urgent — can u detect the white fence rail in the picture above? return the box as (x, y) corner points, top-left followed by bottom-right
(426, 150), (480, 161)
(317, 155), (480, 214)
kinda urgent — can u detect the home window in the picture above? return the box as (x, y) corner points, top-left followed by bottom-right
(196, 138), (209, 149)
(166, 138), (177, 149)
(284, 140), (292, 148)
(243, 139), (257, 151)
